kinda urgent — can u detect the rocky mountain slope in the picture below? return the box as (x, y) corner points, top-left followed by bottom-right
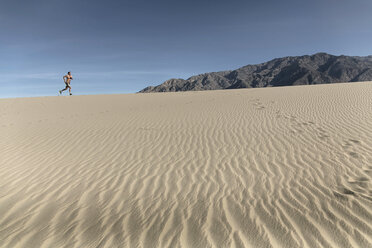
(139, 53), (372, 92)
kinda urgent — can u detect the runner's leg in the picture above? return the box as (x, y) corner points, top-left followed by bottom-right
(60, 84), (69, 94)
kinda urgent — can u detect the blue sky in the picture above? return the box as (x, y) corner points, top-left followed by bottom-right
(1, 0), (372, 98)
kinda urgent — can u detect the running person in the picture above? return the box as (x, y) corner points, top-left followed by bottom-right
(59, 72), (73, 95)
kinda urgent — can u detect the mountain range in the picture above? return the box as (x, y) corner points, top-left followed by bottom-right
(139, 53), (372, 93)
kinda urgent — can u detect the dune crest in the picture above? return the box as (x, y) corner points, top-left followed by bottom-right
(1, 82), (372, 247)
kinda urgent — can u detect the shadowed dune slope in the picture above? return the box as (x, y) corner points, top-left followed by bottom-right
(1, 82), (372, 247)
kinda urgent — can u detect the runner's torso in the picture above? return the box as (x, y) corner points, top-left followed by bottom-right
(65, 75), (72, 84)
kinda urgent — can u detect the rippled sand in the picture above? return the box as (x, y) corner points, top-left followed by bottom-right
(1, 82), (372, 248)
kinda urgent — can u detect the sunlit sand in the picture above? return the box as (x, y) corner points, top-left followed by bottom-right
(1, 82), (372, 247)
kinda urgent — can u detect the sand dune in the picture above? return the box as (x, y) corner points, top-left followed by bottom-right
(1, 82), (372, 248)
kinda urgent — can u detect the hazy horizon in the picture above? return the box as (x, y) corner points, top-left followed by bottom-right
(1, 0), (372, 98)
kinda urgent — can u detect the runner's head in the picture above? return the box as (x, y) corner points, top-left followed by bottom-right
(68, 71), (71, 75)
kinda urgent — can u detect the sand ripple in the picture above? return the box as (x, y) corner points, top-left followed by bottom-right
(1, 82), (372, 247)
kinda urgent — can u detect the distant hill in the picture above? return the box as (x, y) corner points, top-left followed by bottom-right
(139, 53), (372, 93)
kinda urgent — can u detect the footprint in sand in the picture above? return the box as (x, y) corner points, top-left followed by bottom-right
(333, 185), (356, 199)
(363, 165), (372, 175)
(333, 189), (353, 201)
(349, 152), (359, 158)
(343, 142), (352, 148)
(348, 176), (369, 185)
(346, 173), (372, 199)
(342, 139), (363, 159)
(349, 139), (361, 144)
(251, 99), (266, 110)
(318, 134), (330, 140)
(356, 176), (369, 182)
(342, 188), (355, 195)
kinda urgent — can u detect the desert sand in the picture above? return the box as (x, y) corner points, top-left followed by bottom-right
(0, 82), (372, 248)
